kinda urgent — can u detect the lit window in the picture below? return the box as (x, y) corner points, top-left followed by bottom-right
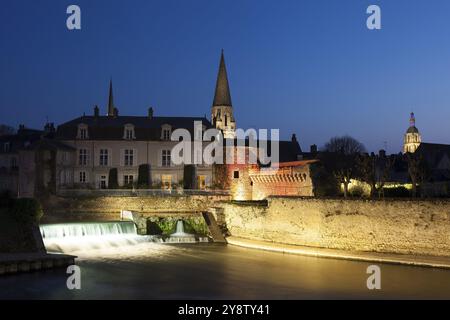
(161, 175), (172, 190)
(162, 149), (171, 167)
(99, 149), (108, 166)
(198, 175), (206, 190)
(124, 149), (134, 166)
(79, 149), (88, 166)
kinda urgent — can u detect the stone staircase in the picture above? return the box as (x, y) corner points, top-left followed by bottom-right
(202, 212), (227, 243)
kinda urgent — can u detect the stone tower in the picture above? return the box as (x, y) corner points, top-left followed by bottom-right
(211, 50), (236, 139)
(403, 112), (421, 153)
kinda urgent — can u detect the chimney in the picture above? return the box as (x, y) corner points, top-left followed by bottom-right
(44, 123), (55, 134)
(148, 107), (154, 119)
(291, 133), (297, 142)
(94, 105), (99, 117)
(310, 144), (318, 154)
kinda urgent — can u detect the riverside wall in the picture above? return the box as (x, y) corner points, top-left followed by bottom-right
(216, 197), (450, 257)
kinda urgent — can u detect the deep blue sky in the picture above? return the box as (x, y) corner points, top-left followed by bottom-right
(1, 0), (450, 153)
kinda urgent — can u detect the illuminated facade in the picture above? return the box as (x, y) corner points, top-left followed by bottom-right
(403, 112), (421, 153)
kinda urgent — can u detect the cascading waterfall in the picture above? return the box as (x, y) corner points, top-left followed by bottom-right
(40, 221), (162, 254)
(40, 221), (138, 239)
(165, 220), (208, 243)
(39, 220), (209, 254)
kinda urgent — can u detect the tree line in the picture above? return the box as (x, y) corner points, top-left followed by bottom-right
(313, 135), (429, 198)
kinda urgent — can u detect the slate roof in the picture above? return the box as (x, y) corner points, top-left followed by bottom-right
(415, 143), (450, 167)
(212, 51), (232, 107)
(24, 139), (76, 151)
(55, 115), (214, 141)
(0, 128), (44, 154)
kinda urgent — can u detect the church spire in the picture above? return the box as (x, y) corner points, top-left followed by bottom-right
(213, 50), (232, 107)
(409, 112), (416, 127)
(211, 50), (236, 139)
(107, 78), (114, 117)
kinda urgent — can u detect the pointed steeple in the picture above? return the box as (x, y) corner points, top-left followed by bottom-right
(213, 50), (232, 107)
(107, 78), (114, 116)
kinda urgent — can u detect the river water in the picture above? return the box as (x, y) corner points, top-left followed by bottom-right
(1, 239), (450, 299)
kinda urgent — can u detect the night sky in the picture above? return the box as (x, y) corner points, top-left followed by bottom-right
(1, 0), (450, 153)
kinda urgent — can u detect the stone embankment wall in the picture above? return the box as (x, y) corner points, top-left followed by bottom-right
(216, 197), (450, 257)
(41, 194), (229, 223)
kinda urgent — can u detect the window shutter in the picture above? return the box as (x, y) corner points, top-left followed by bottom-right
(133, 148), (138, 166)
(157, 150), (162, 167)
(108, 148), (112, 167)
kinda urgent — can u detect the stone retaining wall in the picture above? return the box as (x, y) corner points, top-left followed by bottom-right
(41, 194), (228, 223)
(217, 197), (450, 257)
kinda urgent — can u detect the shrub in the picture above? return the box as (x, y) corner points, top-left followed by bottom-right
(349, 185), (365, 198)
(108, 168), (119, 189)
(10, 198), (44, 224)
(310, 163), (340, 197)
(0, 190), (13, 208)
(137, 164), (151, 188)
(183, 165), (195, 189)
(382, 186), (411, 198)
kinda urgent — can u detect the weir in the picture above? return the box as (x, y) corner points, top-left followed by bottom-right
(39, 221), (160, 254)
(40, 221), (138, 239)
(39, 220), (210, 254)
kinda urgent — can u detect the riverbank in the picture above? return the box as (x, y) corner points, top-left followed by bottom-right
(227, 236), (450, 269)
(0, 253), (76, 275)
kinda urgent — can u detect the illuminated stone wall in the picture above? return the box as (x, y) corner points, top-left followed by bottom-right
(250, 165), (314, 200)
(218, 197), (450, 257)
(41, 194), (229, 223)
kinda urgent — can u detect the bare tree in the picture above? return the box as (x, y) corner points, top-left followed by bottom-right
(357, 153), (395, 198)
(323, 135), (366, 155)
(323, 136), (366, 198)
(405, 153), (429, 198)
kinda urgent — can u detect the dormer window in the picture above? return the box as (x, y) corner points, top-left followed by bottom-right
(161, 124), (172, 141)
(123, 124), (135, 140)
(77, 124), (89, 139)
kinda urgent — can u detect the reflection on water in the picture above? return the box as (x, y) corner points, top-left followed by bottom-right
(1, 237), (450, 299)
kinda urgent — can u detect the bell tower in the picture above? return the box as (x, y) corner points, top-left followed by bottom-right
(211, 50), (235, 139)
(403, 112), (422, 153)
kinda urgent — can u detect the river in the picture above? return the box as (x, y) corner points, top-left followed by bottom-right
(1, 239), (450, 299)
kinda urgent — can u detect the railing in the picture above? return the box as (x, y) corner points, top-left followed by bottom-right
(56, 188), (230, 197)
